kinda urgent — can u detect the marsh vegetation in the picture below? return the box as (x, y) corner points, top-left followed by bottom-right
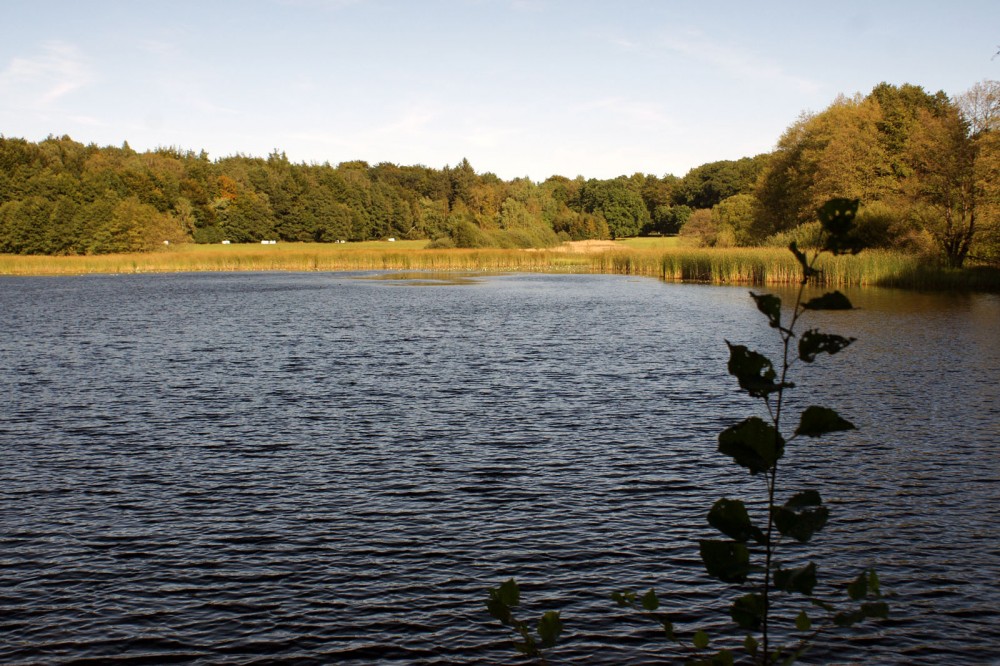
(3, 239), (997, 291)
(2, 81), (997, 276)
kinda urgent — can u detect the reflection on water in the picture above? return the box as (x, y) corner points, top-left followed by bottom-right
(0, 272), (997, 665)
(354, 271), (493, 286)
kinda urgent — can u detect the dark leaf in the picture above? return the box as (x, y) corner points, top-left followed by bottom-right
(725, 342), (789, 398)
(513, 637), (536, 655)
(834, 601), (888, 626)
(494, 578), (519, 607)
(693, 630), (710, 649)
(817, 198), (859, 236)
(775, 562), (818, 595)
(486, 597), (512, 624)
(861, 601), (889, 619)
(823, 234), (865, 256)
(773, 491), (829, 543)
(789, 241), (821, 279)
(660, 618), (676, 641)
(730, 593), (765, 630)
(786, 489), (822, 508)
(847, 572), (869, 601)
(833, 610), (864, 627)
(487, 578), (521, 625)
(795, 610), (812, 631)
(750, 291), (782, 329)
(780, 645), (809, 666)
(713, 649), (735, 666)
(611, 590), (635, 607)
(744, 634), (759, 656)
(641, 588), (659, 611)
(537, 611), (563, 648)
(810, 598), (835, 613)
(818, 198), (865, 255)
(700, 539), (750, 583)
(798, 329), (856, 363)
(795, 406), (856, 438)
(869, 569), (881, 597)
(718, 417), (785, 475)
(707, 498), (766, 544)
(802, 291), (854, 311)
(809, 599), (837, 613)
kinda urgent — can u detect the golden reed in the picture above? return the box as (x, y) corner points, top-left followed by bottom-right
(1, 243), (996, 290)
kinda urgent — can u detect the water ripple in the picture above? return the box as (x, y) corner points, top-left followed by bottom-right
(0, 273), (997, 664)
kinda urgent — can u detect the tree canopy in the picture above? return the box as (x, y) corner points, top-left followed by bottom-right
(746, 81), (999, 265)
(2, 80), (998, 265)
(0, 137), (683, 253)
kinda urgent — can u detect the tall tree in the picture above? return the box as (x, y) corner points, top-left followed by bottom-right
(578, 178), (650, 239)
(753, 83), (955, 246)
(906, 81), (1000, 266)
(675, 156), (765, 210)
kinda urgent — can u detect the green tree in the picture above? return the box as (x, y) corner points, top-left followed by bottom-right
(753, 83), (956, 246)
(447, 207), (490, 248)
(869, 82), (951, 169)
(713, 194), (757, 245)
(43, 196), (81, 254)
(647, 204), (691, 235)
(0, 196), (53, 254)
(676, 156), (766, 210)
(216, 187), (276, 243)
(579, 178), (650, 239)
(499, 197), (534, 230)
(415, 196), (450, 240)
(91, 195), (185, 253)
(904, 100), (995, 268)
(72, 195), (119, 252)
(639, 173), (680, 225)
(957, 80), (1000, 262)
(753, 98), (889, 240)
(678, 208), (717, 246)
(446, 157), (478, 208)
(312, 202), (356, 243)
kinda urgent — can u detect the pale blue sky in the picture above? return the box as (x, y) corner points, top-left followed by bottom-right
(2, 0), (997, 180)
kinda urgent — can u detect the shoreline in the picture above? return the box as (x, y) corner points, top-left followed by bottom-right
(1, 242), (998, 291)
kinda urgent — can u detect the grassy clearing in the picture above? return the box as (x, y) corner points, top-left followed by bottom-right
(616, 236), (681, 249)
(1, 241), (997, 290)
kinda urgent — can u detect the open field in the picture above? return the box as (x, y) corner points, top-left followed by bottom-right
(616, 236), (682, 249)
(1, 240), (997, 290)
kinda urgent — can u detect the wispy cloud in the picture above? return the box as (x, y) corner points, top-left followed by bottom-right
(0, 41), (94, 108)
(661, 29), (821, 95)
(573, 96), (679, 130)
(610, 36), (641, 52)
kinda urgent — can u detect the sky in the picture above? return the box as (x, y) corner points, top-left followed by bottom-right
(1, 0), (997, 181)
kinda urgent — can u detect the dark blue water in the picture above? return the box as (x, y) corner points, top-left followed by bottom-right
(1, 272), (997, 665)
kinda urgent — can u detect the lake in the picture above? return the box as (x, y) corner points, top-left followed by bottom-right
(1, 272), (997, 665)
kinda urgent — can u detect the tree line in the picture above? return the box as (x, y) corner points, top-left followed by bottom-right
(0, 141), (704, 255)
(1, 81), (996, 267)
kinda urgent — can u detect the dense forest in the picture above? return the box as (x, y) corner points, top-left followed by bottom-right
(1, 81), (997, 267)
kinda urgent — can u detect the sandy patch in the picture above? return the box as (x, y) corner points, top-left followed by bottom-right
(544, 240), (624, 254)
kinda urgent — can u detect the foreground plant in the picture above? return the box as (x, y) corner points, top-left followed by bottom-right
(614, 198), (888, 664)
(486, 579), (562, 664)
(489, 199), (887, 664)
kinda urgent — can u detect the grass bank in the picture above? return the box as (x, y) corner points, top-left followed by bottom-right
(1, 241), (997, 291)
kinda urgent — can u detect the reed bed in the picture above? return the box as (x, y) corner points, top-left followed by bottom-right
(0, 245), (593, 275)
(1, 243), (997, 291)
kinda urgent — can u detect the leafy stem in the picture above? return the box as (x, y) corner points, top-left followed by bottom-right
(490, 199), (886, 665)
